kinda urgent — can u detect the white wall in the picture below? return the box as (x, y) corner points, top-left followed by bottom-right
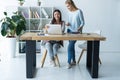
(1, 0), (120, 52)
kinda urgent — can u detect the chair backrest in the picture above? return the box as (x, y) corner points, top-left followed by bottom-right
(78, 30), (101, 49)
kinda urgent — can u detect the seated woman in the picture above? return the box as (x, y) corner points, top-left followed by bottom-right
(44, 9), (65, 66)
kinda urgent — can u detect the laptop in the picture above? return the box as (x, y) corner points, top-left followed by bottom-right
(47, 24), (63, 35)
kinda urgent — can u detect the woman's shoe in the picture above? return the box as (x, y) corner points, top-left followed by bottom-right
(50, 60), (56, 67)
(67, 63), (72, 69)
(71, 61), (76, 66)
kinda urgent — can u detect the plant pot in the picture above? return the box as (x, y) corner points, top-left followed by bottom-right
(5, 37), (16, 58)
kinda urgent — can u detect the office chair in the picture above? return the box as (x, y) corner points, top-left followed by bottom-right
(40, 48), (60, 68)
(77, 30), (102, 64)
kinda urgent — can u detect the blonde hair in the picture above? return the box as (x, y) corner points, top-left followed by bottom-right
(65, 0), (78, 9)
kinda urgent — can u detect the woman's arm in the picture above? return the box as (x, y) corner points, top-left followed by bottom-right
(78, 9), (85, 32)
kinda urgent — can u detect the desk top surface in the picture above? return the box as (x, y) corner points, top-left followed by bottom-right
(20, 32), (106, 41)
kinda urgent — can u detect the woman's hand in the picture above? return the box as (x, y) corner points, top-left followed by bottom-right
(66, 22), (70, 26)
(78, 26), (83, 32)
(45, 25), (49, 29)
(44, 25), (50, 34)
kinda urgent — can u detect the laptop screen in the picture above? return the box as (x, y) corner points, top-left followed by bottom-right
(47, 24), (63, 35)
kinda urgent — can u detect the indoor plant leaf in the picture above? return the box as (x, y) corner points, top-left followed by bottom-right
(0, 11), (26, 37)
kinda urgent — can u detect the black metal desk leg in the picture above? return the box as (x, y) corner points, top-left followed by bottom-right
(86, 41), (100, 78)
(91, 41), (99, 78)
(86, 41), (93, 71)
(26, 40), (36, 78)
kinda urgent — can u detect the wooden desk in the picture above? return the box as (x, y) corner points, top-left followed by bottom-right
(20, 32), (106, 78)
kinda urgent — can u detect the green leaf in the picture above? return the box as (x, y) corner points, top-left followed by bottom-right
(4, 12), (7, 16)
(1, 29), (7, 36)
(1, 22), (9, 31)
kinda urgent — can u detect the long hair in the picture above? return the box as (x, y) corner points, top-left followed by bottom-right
(65, 0), (78, 10)
(51, 9), (62, 24)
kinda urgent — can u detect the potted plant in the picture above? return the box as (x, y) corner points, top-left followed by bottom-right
(1, 11), (26, 37)
(0, 11), (26, 58)
(18, 0), (25, 6)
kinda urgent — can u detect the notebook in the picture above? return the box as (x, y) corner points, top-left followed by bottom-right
(47, 24), (63, 35)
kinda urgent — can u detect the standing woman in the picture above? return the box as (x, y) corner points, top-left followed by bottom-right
(65, 0), (85, 68)
(45, 9), (65, 66)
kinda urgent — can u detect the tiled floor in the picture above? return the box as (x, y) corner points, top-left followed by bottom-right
(0, 39), (120, 80)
